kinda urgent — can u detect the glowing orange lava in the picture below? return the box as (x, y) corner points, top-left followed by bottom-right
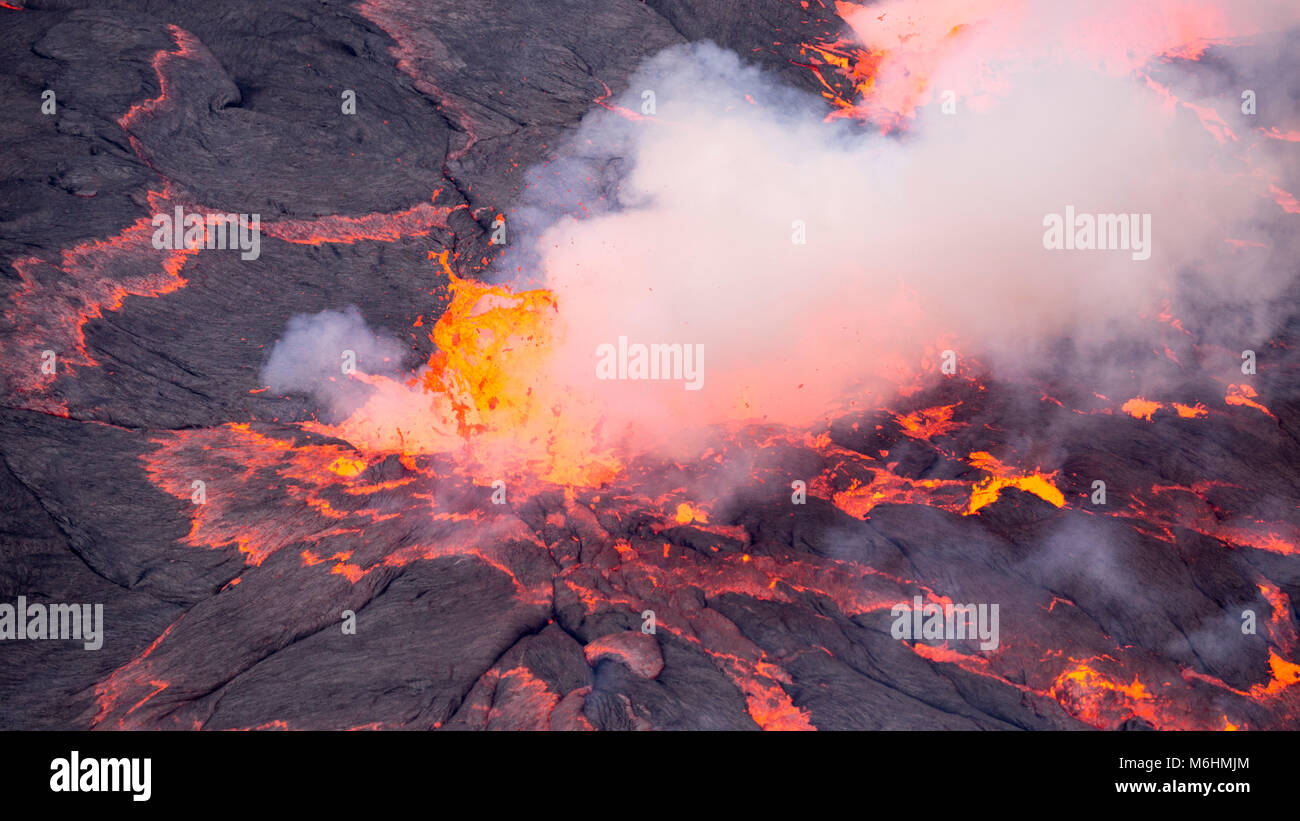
(895, 403), (962, 440)
(308, 252), (620, 488)
(1121, 398), (1162, 421)
(965, 451), (1064, 514)
(1225, 383), (1274, 417)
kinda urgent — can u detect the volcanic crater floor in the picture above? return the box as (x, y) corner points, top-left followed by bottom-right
(1, 0), (1298, 730)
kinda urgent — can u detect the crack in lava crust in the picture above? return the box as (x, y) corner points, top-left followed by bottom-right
(107, 376), (1300, 730)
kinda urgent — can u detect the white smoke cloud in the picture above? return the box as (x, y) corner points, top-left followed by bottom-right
(260, 306), (407, 421)
(267, 7), (1298, 472)
(500, 32), (1296, 446)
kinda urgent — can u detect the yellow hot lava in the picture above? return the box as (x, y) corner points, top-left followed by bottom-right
(310, 252), (620, 487)
(965, 451), (1065, 514)
(674, 502), (709, 525)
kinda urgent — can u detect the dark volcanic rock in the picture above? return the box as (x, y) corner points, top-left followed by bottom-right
(1, 0), (1297, 732)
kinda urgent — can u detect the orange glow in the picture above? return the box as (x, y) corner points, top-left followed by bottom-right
(5, 186), (194, 411)
(1225, 383), (1274, 417)
(739, 678), (816, 730)
(965, 452), (1065, 514)
(825, 470), (967, 518)
(802, 0), (1274, 125)
(1050, 661), (1163, 729)
(674, 502), (708, 525)
(1256, 582), (1298, 650)
(311, 252), (620, 488)
(328, 456), (367, 478)
(1120, 398), (1210, 421)
(264, 196), (458, 245)
(1121, 398), (1161, 421)
(1256, 650), (1300, 697)
(417, 261), (620, 486)
(95, 1), (1299, 733)
(895, 403), (963, 439)
(421, 264), (560, 435)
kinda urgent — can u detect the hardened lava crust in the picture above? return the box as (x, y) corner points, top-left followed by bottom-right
(1, 0), (1298, 731)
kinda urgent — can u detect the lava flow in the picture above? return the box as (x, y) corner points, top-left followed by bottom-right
(65, 0), (1300, 732)
(117, 235), (1299, 730)
(302, 250), (621, 489)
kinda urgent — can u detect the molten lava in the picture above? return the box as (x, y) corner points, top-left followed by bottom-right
(76, 0), (1300, 732)
(304, 251), (621, 488)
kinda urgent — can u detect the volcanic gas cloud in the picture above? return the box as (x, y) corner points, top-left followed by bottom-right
(81, 0), (1291, 731)
(267, 0), (1299, 487)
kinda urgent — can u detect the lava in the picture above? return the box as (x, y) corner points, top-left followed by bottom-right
(116, 25), (201, 134)
(1225, 383), (1274, 417)
(1121, 397), (1211, 421)
(964, 451), (1064, 515)
(263, 196), (460, 246)
(306, 251), (621, 488)
(802, 0), (1295, 126)
(55, 0), (1300, 732)
(2, 185), (202, 411)
(1050, 661), (1164, 729)
(126, 378), (1300, 729)
(1105, 480), (1299, 558)
(1121, 397), (1162, 422)
(3, 22), (467, 418)
(895, 402), (962, 440)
